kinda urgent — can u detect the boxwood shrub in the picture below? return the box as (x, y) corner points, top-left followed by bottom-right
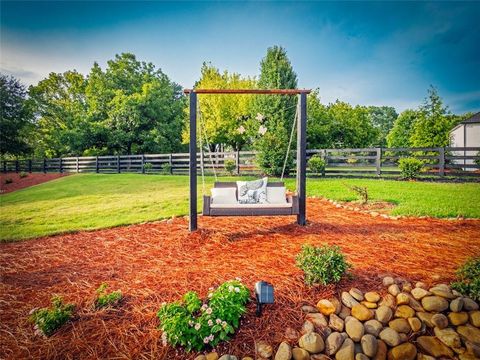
(296, 244), (351, 285)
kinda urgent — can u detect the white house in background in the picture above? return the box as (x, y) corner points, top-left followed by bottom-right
(450, 112), (480, 171)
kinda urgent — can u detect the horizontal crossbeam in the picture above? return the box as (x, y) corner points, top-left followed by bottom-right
(183, 89), (311, 95)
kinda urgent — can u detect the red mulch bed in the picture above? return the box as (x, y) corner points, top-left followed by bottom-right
(1, 199), (479, 359)
(0, 173), (69, 194)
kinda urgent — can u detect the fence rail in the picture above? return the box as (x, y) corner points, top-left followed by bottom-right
(2, 147), (479, 178)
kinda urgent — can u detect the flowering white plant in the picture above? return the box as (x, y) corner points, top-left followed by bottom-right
(157, 280), (250, 352)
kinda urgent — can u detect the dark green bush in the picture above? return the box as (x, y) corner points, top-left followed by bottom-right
(451, 257), (480, 301)
(255, 123), (293, 177)
(224, 159), (236, 175)
(296, 244), (352, 285)
(157, 279), (250, 351)
(95, 283), (122, 309)
(308, 155), (325, 174)
(4, 178), (13, 184)
(29, 296), (75, 336)
(398, 157), (423, 179)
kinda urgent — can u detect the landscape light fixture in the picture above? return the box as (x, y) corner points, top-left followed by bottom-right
(254, 281), (274, 316)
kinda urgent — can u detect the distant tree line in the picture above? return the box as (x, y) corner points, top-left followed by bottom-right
(0, 47), (473, 174)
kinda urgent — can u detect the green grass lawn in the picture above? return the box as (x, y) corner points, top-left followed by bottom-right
(1, 174), (479, 242)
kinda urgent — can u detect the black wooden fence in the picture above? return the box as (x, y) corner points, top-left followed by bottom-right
(2, 147), (479, 178)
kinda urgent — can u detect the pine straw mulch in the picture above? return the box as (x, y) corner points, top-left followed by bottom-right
(1, 198), (479, 359)
(0, 173), (69, 194)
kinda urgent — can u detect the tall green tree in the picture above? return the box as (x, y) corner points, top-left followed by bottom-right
(254, 46), (298, 176)
(368, 106), (398, 146)
(410, 86), (458, 147)
(0, 74), (33, 156)
(386, 109), (418, 148)
(29, 70), (87, 157)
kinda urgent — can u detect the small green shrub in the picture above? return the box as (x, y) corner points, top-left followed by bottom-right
(344, 183), (368, 204)
(398, 157), (423, 179)
(224, 159), (236, 175)
(157, 279), (250, 351)
(19, 171), (28, 178)
(451, 257), (480, 301)
(95, 283), (122, 309)
(346, 157), (358, 165)
(296, 244), (352, 285)
(308, 155), (326, 174)
(161, 163), (172, 174)
(4, 178), (13, 184)
(143, 162), (153, 174)
(29, 296), (75, 336)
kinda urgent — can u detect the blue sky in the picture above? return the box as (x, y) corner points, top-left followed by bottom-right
(1, 1), (479, 113)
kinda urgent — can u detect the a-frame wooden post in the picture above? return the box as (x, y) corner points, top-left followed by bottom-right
(297, 92), (307, 225)
(189, 92), (198, 231)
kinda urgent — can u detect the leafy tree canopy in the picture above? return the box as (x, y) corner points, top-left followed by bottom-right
(307, 91), (379, 149)
(386, 109), (418, 148)
(0, 74), (33, 156)
(183, 63), (257, 151)
(368, 106), (398, 146)
(29, 53), (185, 157)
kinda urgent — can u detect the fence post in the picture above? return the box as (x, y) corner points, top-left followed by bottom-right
(117, 155), (121, 173)
(2, 160), (6, 173)
(169, 153), (173, 174)
(322, 150), (328, 177)
(141, 154), (145, 174)
(96, 156), (99, 173)
(43, 158), (47, 173)
(76, 157), (79, 173)
(15, 159), (19, 173)
(439, 147), (445, 177)
(59, 158), (63, 173)
(376, 147), (382, 176)
(236, 149), (240, 175)
(28, 159), (32, 173)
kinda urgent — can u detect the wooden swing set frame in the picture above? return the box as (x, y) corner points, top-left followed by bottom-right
(184, 88), (311, 231)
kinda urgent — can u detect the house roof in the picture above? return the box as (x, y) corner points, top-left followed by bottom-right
(461, 112), (480, 124)
(450, 111), (480, 132)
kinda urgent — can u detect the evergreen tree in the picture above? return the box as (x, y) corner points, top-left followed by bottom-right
(254, 46), (298, 176)
(410, 86), (458, 147)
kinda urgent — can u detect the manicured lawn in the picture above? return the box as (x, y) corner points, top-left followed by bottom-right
(1, 173), (479, 241)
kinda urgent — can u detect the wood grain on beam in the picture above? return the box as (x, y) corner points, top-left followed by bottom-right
(183, 89), (311, 95)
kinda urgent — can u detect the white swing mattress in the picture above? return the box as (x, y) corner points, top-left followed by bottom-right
(210, 202), (292, 209)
